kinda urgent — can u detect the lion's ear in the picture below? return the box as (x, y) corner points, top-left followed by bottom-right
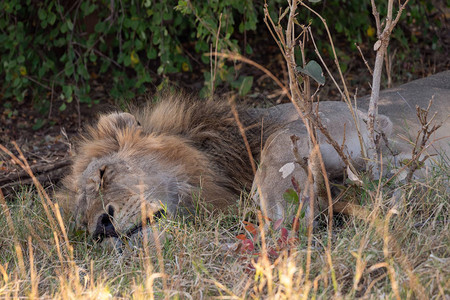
(99, 165), (107, 189)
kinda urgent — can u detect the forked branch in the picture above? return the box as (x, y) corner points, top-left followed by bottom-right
(366, 0), (410, 176)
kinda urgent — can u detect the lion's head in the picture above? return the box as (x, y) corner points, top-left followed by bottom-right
(73, 153), (173, 242)
(57, 112), (177, 244)
(57, 96), (263, 244)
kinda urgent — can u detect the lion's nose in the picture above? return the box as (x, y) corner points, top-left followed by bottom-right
(92, 205), (118, 242)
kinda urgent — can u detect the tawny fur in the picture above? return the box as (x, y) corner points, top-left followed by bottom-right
(56, 92), (279, 236)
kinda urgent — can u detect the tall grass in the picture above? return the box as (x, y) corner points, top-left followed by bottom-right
(0, 149), (448, 299)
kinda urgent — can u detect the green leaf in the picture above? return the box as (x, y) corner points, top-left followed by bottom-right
(12, 77), (21, 87)
(32, 118), (45, 130)
(148, 47), (157, 59)
(283, 189), (299, 204)
(238, 76), (253, 96)
(62, 85), (73, 98)
(245, 44), (253, 55)
(60, 22), (67, 33)
(48, 12), (57, 25)
(95, 21), (106, 33)
(59, 103), (66, 111)
(64, 62), (74, 76)
(77, 64), (89, 80)
(308, 0), (322, 3)
(38, 8), (47, 21)
(66, 19), (74, 31)
(296, 60), (325, 85)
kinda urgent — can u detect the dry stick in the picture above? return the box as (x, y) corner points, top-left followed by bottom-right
(29, 236), (39, 299)
(371, 0), (382, 37)
(231, 101), (274, 295)
(384, 51), (392, 88)
(210, 13), (222, 97)
(207, 52), (337, 276)
(285, 0), (315, 283)
(302, 7), (367, 162)
(264, 4), (289, 64)
(306, 32), (361, 174)
(300, 3), (352, 104)
(209, 48), (318, 279)
(0, 160), (71, 191)
(356, 43), (373, 75)
(264, 6), (346, 201)
(367, 0), (410, 176)
(139, 191), (152, 277)
(283, 1), (339, 287)
(0, 189), (16, 238)
(383, 135), (449, 187)
(208, 53), (341, 201)
(228, 96), (257, 175)
(363, 273), (388, 298)
(405, 99), (442, 183)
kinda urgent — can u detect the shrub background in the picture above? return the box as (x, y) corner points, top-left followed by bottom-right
(0, 0), (446, 114)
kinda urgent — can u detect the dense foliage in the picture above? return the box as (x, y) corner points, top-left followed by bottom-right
(0, 0), (445, 115)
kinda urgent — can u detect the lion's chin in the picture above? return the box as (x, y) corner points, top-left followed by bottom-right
(97, 226), (166, 253)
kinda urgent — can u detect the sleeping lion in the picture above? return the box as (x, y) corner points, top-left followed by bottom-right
(56, 93), (392, 245)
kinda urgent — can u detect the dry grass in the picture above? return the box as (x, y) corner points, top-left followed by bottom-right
(0, 157), (448, 299)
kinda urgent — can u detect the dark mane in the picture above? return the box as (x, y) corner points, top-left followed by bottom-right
(133, 92), (280, 194)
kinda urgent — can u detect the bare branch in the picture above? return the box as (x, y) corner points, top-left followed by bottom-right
(356, 43), (373, 75)
(367, 0), (410, 176)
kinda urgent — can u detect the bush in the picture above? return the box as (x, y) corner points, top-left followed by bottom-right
(0, 0), (444, 114)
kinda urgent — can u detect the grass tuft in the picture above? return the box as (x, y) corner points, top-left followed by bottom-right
(0, 158), (448, 299)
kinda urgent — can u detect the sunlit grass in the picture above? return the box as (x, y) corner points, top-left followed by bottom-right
(0, 157), (448, 299)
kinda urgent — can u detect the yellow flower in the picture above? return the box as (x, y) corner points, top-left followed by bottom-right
(367, 25), (375, 38)
(130, 50), (140, 65)
(181, 62), (189, 72)
(19, 66), (27, 76)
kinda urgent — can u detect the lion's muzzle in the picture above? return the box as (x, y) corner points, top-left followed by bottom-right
(91, 206), (166, 243)
(92, 206), (118, 242)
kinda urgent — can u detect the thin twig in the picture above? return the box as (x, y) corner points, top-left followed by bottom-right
(355, 43), (373, 75)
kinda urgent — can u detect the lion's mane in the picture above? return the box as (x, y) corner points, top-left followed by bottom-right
(58, 93), (278, 222)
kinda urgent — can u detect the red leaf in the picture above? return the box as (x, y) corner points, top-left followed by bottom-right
(236, 234), (247, 241)
(291, 176), (301, 194)
(277, 227), (289, 248)
(241, 239), (255, 252)
(273, 218), (284, 230)
(243, 262), (255, 274)
(243, 221), (258, 236)
(268, 247), (279, 258)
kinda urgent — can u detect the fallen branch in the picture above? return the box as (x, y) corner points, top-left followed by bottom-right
(0, 158), (70, 196)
